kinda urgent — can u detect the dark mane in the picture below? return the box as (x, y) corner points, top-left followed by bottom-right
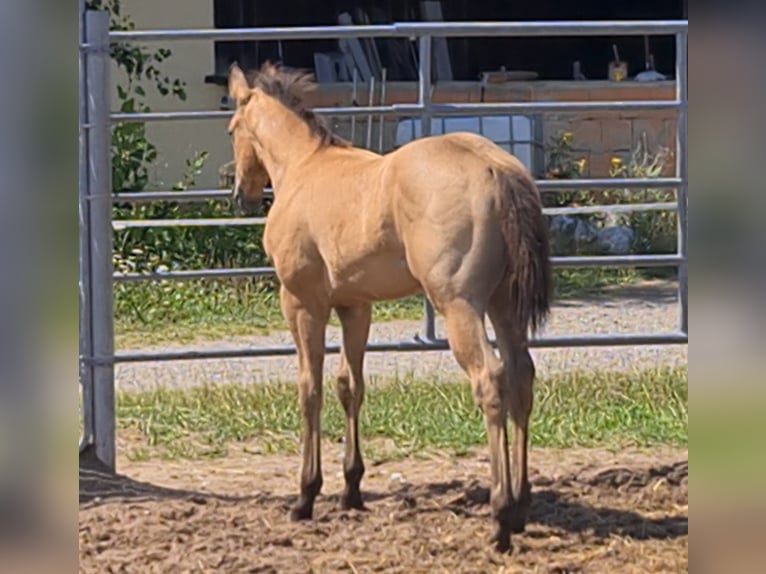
(247, 62), (350, 147)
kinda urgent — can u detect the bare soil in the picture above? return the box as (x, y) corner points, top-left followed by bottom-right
(80, 446), (687, 573)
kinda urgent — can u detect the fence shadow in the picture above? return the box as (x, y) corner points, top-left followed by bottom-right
(79, 449), (260, 506)
(554, 279), (679, 309)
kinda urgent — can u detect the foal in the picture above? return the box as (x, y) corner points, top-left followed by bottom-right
(226, 62), (552, 553)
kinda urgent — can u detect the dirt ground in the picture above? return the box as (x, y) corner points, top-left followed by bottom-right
(80, 445), (687, 573)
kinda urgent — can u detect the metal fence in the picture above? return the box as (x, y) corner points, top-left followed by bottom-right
(79, 11), (688, 470)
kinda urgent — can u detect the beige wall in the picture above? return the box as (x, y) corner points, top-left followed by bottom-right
(112, 0), (230, 190)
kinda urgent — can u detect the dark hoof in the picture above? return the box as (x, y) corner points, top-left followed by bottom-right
(490, 523), (513, 554)
(509, 512), (527, 534)
(340, 490), (366, 511)
(509, 488), (531, 533)
(289, 500), (314, 522)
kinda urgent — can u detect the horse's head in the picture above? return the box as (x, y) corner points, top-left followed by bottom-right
(227, 63), (270, 212)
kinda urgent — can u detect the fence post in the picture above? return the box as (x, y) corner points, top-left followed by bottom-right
(418, 35), (437, 341)
(86, 9), (116, 471)
(78, 0), (94, 452)
(675, 32), (688, 335)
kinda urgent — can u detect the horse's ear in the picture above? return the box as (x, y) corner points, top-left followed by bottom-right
(228, 62), (251, 106)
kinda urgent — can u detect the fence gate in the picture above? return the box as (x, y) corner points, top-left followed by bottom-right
(79, 9), (688, 470)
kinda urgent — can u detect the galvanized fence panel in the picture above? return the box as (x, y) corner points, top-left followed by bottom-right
(79, 16), (688, 469)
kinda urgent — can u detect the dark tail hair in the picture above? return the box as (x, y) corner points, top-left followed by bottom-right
(495, 167), (553, 335)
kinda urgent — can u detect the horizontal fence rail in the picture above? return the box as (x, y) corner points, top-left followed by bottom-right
(113, 217), (267, 230)
(112, 202), (677, 230)
(98, 20), (687, 44)
(113, 255), (682, 283)
(111, 178), (683, 204)
(80, 14), (688, 468)
(105, 332), (688, 365)
(110, 101), (681, 124)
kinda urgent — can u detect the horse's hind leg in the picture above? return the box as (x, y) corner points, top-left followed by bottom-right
(280, 286), (330, 521)
(488, 291), (535, 534)
(441, 297), (514, 553)
(335, 303), (372, 510)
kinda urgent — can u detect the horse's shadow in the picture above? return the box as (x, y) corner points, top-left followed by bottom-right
(80, 454), (687, 542)
(407, 476), (687, 541)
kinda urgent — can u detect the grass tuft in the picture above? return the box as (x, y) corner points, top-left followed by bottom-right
(114, 269), (666, 348)
(117, 366), (687, 461)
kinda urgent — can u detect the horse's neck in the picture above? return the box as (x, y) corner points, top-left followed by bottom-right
(252, 100), (318, 190)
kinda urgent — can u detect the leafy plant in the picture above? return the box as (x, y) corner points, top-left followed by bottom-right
(86, 0), (189, 193)
(543, 130), (588, 208)
(608, 135), (676, 254)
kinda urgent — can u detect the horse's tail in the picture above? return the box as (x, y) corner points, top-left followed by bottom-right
(494, 165), (553, 336)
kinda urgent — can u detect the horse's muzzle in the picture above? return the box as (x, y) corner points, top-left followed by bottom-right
(233, 186), (262, 214)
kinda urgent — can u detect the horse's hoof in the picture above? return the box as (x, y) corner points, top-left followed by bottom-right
(489, 524), (513, 554)
(289, 502), (313, 522)
(509, 514), (527, 534)
(340, 491), (366, 511)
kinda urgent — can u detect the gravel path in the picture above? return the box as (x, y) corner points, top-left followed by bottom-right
(116, 280), (687, 393)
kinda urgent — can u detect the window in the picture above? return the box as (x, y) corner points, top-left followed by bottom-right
(206, 0), (687, 84)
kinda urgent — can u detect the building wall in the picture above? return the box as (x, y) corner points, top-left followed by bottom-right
(113, 0), (230, 191)
(113, 1), (677, 188)
(301, 80), (678, 178)
(530, 82), (677, 177)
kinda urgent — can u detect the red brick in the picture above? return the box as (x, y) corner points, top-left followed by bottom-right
(601, 119), (633, 153)
(548, 89), (591, 102)
(589, 153), (613, 177)
(572, 119), (601, 152)
(664, 119), (678, 142)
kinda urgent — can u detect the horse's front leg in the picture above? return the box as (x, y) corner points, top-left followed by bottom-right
(281, 287), (330, 521)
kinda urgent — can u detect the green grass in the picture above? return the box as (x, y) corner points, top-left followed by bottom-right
(117, 366), (687, 461)
(115, 268), (666, 348)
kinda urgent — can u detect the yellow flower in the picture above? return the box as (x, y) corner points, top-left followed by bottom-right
(562, 131), (574, 145)
(576, 158), (587, 171)
(610, 157), (622, 166)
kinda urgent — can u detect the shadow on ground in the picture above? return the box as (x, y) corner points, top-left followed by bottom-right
(80, 452), (687, 542)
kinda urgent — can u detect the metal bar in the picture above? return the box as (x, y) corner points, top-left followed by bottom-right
(418, 35), (437, 342)
(395, 21), (688, 38)
(107, 24), (402, 43)
(109, 101), (680, 124)
(543, 202), (677, 216)
(112, 190), (233, 203)
(676, 32), (688, 334)
(114, 267), (275, 283)
(378, 67), (387, 152)
(113, 217), (267, 230)
(550, 254), (682, 268)
(365, 77), (376, 149)
(111, 178), (683, 204)
(112, 254), (681, 284)
(108, 331), (688, 364)
(427, 101), (680, 115)
(350, 68), (358, 145)
(86, 10), (116, 471)
(100, 20), (686, 44)
(536, 177), (681, 190)
(78, 0), (93, 452)
(111, 202), (677, 229)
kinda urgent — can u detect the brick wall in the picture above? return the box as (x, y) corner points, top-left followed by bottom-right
(305, 80), (677, 177)
(529, 82), (677, 177)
